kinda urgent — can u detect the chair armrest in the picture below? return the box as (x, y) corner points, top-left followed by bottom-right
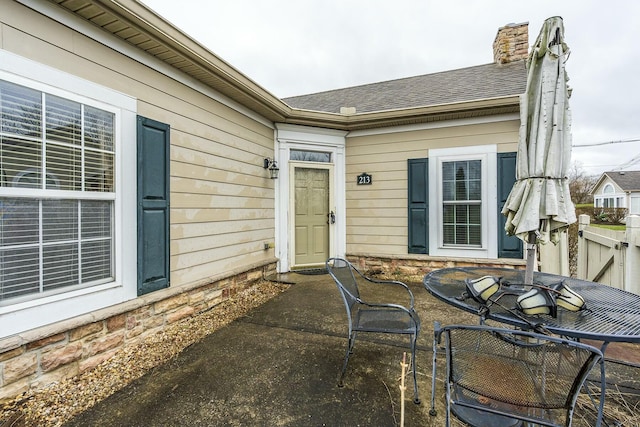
(362, 301), (421, 326)
(351, 266), (416, 308)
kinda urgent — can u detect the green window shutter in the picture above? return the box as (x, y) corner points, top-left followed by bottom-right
(408, 158), (429, 254)
(137, 116), (170, 295)
(497, 152), (523, 259)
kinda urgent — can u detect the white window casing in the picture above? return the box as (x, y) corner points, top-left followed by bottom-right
(630, 196), (640, 215)
(0, 50), (137, 339)
(594, 183), (628, 210)
(429, 145), (498, 259)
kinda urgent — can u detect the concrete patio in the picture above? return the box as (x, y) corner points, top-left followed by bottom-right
(63, 272), (640, 426)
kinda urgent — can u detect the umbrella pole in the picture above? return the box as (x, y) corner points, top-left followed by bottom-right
(525, 231), (537, 285)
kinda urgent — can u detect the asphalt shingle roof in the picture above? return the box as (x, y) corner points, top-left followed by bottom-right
(282, 61), (526, 114)
(604, 171), (640, 192)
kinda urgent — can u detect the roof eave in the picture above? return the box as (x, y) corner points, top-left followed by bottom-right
(284, 96), (521, 130)
(51, 0), (521, 131)
(55, 0), (290, 121)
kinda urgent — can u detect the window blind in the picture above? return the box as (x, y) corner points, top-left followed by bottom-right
(0, 79), (115, 303)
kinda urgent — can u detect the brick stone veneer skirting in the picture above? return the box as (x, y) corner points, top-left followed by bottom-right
(0, 261), (277, 402)
(347, 253), (526, 280)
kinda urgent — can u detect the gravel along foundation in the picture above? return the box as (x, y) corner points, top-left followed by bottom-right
(0, 281), (289, 427)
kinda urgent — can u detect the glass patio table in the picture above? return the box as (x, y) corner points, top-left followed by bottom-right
(423, 266), (640, 426)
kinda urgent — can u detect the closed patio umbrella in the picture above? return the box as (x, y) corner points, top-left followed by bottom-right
(502, 16), (576, 284)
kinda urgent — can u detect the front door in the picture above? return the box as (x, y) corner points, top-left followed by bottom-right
(294, 167), (330, 266)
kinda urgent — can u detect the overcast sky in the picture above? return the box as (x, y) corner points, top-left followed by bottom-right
(142, 0), (640, 176)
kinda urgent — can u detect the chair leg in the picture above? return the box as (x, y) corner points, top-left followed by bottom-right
(338, 332), (356, 387)
(411, 332), (421, 404)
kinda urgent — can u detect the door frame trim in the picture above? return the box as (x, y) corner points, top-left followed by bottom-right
(274, 124), (347, 272)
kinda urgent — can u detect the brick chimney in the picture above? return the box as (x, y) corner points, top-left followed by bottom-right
(493, 22), (529, 64)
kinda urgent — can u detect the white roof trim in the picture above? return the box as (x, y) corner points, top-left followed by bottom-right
(346, 113), (520, 137)
(16, 0), (274, 129)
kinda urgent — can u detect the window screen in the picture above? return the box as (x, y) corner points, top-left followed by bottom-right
(0, 79), (115, 303)
(442, 160), (481, 246)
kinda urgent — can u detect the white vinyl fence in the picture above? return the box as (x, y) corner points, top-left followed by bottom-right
(577, 214), (640, 295)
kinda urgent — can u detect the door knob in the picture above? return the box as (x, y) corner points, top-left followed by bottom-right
(328, 211), (336, 224)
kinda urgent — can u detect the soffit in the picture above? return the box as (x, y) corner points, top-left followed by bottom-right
(46, 0), (521, 131)
(49, 0), (290, 122)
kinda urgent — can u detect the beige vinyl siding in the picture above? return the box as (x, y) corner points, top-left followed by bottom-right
(345, 121), (519, 255)
(2, 2), (276, 288)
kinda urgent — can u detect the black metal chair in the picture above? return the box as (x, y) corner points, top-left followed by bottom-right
(430, 323), (604, 427)
(326, 257), (421, 404)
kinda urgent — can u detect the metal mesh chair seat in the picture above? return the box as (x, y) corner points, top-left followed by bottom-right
(452, 387), (568, 425)
(454, 352), (574, 409)
(326, 258), (421, 404)
(355, 309), (416, 333)
(430, 323), (603, 426)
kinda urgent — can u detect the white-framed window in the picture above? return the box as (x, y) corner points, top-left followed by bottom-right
(0, 50), (137, 338)
(594, 183), (625, 209)
(631, 196), (640, 215)
(1, 80), (115, 303)
(429, 145), (497, 258)
(442, 159), (482, 246)
(602, 184), (615, 208)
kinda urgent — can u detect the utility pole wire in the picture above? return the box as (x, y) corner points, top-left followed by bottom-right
(613, 152), (640, 171)
(570, 137), (640, 174)
(573, 137), (640, 148)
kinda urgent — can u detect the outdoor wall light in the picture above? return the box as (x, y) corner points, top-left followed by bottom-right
(553, 282), (587, 312)
(465, 276), (500, 304)
(263, 158), (279, 179)
(517, 288), (557, 317)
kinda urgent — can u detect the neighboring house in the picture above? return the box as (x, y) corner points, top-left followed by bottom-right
(0, 0), (527, 400)
(591, 171), (640, 215)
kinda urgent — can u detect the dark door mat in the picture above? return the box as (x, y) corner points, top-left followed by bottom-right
(293, 268), (328, 275)
(264, 273), (298, 284)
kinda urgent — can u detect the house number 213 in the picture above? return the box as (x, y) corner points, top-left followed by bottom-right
(357, 173), (372, 185)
